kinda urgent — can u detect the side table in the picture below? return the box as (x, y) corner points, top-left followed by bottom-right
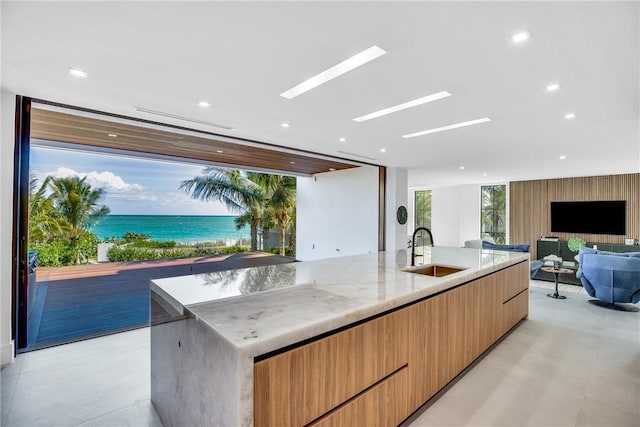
(541, 267), (573, 299)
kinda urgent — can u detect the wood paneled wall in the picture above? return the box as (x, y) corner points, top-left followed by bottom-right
(510, 173), (640, 256)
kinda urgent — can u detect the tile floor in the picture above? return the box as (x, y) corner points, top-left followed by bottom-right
(1, 328), (162, 427)
(1, 282), (638, 427)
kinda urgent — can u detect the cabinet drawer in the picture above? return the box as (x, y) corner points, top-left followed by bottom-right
(501, 289), (528, 334)
(501, 261), (529, 302)
(254, 309), (409, 427)
(308, 366), (409, 427)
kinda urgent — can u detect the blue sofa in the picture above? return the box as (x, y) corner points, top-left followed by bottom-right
(576, 246), (640, 310)
(481, 241), (543, 278)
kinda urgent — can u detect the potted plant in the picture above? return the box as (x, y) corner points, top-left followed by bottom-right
(567, 237), (586, 253)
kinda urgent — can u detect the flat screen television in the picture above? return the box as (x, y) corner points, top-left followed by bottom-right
(550, 201), (626, 235)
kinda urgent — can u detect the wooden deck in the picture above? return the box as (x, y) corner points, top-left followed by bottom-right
(27, 252), (295, 349)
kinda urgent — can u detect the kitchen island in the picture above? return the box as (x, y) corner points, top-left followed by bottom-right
(150, 246), (530, 427)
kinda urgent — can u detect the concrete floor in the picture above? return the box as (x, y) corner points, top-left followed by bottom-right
(2, 281), (638, 426)
(408, 282), (639, 426)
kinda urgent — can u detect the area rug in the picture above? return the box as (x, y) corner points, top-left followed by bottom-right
(529, 279), (588, 295)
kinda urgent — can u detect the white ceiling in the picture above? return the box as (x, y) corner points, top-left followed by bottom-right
(2, 1), (638, 188)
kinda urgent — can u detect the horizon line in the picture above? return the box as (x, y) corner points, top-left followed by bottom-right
(103, 214), (240, 216)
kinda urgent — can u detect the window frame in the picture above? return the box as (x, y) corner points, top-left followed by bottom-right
(414, 189), (432, 230)
(480, 185), (507, 244)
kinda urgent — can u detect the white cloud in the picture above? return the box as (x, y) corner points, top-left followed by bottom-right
(46, 167), (144, 193)
(38, 167), (232, 215)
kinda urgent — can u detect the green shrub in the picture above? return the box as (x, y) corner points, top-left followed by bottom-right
(217, 245), (248, 255)
(32, 241), (68, 266)
(122, 232), (151, 242)
(264, 247), (295, 257)
(191, 246), (248, 256)
(107, 246), (188, 262)
(130, 240), (177, 249)
(107, 246), (159, 262)
(76, 231), (98, 261)
(31, 231), (98, 266)
(160, 249), (188, 259)
(101, 236), (124, 244)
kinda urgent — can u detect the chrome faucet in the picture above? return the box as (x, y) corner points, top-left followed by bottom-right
(411, 227), (434, 266)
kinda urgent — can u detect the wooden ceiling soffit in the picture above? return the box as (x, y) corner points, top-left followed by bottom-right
(30, 108), (361, 175)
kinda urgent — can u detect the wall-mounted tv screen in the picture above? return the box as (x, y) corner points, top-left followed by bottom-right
(550, 201), (626, 235)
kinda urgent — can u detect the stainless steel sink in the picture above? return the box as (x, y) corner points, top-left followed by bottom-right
(404, 264), (467, 277)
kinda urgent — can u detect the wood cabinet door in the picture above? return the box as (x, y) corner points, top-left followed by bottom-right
(308, 367), (410, 427)
(500, 261), (529, 303)
(254, 309), (409, 427)
(500, 290), (529, 335)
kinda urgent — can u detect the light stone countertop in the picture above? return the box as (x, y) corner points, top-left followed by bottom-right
(151, 246), (529, 358)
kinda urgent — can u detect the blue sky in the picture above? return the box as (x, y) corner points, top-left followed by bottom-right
(30, 143), (234, 215)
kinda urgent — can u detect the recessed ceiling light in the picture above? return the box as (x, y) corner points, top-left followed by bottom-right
(339, 137), (346, 142)
(559, 155), (567, 160)
(329, 168), (336, 171)
(512, 30), (532, 44)
(107, 133), (118, 138)
(198, 101), (211, 108)
(380, 148), (387, 153)
(281, 122), (291, 128)
(482, 173), (488, 177)
(280, 45), (386, 99)
(546, 83), (560, 92)
(565, 113), (576, 120)
(289, 161), (296, 164)
(216, 150), (224, 154)
(68, 68), (88, 78)
(459, 166), (465, 170)
(402, 118), (491, 139)
(353, 91), (451, 122)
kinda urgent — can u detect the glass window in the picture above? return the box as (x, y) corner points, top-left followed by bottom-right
(414, 190), (432, 230)
(481, 185), (507, 244)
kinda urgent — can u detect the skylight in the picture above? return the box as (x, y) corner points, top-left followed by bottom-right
(280, 46), (386, 99)
(353, 91), (451, 122)
(402, 118), (491, 138)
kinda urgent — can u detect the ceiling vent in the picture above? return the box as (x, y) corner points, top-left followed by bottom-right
(134, 107), (234, 130)
(337, 150), (377, 161)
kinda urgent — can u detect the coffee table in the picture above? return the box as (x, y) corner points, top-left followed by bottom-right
(541, 267), (573, 299)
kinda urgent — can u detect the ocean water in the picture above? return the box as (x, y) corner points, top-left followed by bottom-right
(90, 215), (250, 243)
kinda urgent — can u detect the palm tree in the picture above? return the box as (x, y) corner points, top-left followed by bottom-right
(235, 209), (275, 250)
(180, 168), (264, 251)
(28, 175), (66, 243)
(415, 190), (432, 229)
(47, 176), (110, 241)
(481, 185), (506, 244)
(259, 209), (276, 249)
(287, 208), (296, 256)
(250, 173), (296, 256)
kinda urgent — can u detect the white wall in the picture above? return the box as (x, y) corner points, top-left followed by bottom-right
(1, 88), (15, 366)
(458, 185), (482, 244)
(431, 186), (462, 247)
(410, 184), (482, 248)
(431, 184), (482, 247)
(297, 166), (379, 261)
(385, 167), (408, 251)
